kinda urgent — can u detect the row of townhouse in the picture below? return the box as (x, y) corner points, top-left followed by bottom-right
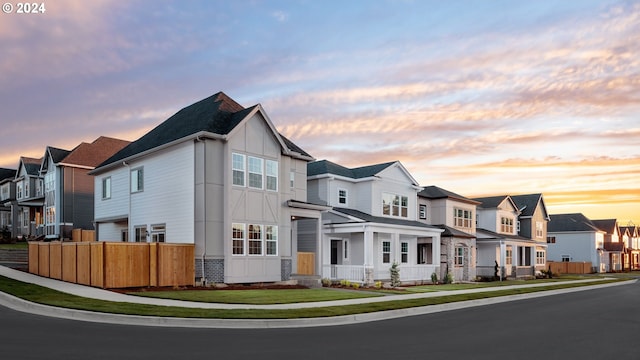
(3, 91), (636, 284)
(0, 137), (129, 240)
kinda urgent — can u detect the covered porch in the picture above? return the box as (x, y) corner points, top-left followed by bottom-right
(476, 229), (545, 279)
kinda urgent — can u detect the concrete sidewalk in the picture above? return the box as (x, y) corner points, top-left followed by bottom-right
(0, 265), (634, 328)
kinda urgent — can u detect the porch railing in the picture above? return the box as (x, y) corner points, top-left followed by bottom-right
(397, 265), (438, 282)
(322, 265), (366, 283)
(324, 264), (438, 283)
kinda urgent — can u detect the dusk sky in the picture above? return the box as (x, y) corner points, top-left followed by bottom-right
(1, 0), (639, 224)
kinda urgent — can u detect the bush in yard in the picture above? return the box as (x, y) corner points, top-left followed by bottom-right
(390, 261), (401, 287)
(431, 272), (438, 284)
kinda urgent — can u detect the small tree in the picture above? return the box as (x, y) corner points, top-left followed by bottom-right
(494, 260), (500, 280)
(390, 261), (401, 287)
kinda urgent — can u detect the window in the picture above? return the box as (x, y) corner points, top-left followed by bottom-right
(401, 242), (408, 263)
(290, 171), (295, 189)
(22, 209), (29, 227)
(419, 204), (427, 220)
(547, 236), (556, 244)
(24, 181), (29, 198)
(232, 153), (245, 186)
(102, 177), (111, 199)
(134, 226), (146, 242)
(232, 223), (245, 255)
(536, 222), (544, 238)
(265, 225), (278, 255)
(248, 224), (262, 255)
(454, 208), (473, 228)
(121, 229), (128, 242)
(266, 160), (278, 191)
(36, 179), (43, 197)
(45, 207), (55, 226)
(248, 157), (263, 189)
(501, 217), (514, 233)
(455, 246), (464, 266)
(382, 193), (408, 218)
(343, 240), (349, 260)
(505, 249), (513, 266)
(17, 182), (23, 199)
(151, 224), (166, 243)
(338, 189), (347, 205)
(536, 251), (545, 265)
(382, 241), (391, 263)
(561, 255), (570, 262)
(131, 167), (144, 193)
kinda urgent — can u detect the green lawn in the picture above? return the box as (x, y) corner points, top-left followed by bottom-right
(0, 242), (28, 250)
(128, 288), (381, 304)
(0, 275), (627, 319)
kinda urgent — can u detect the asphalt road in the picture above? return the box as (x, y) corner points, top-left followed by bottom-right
(1, 281), (639, 360)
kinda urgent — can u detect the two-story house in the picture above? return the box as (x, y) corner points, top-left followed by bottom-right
(417, 185), (478, 282)
(474, 195), (539, 278)
(619, 225), (639, 270)
(591, 219), (623, 271)
(547, 213), (606, 272)
(13, 157), (44, 239)
(0, 168), (17, 237)
(305, 160), (443, 285)
(40, 136), (129, 239)
(511, 193), (550, 273)
(91, 92), (324, 284)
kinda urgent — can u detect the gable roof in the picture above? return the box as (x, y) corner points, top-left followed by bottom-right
(547, 213), (602, 233)
(61, 136), (130, 168)
(418, 185), (480, 205)
(332, 207), (442, 230)
(473, 195), (520, 214)
(591, 219), (619, 235)
(19, 157), (42, 177)
(48, 147), (71, 163)
(307, 159), (397, 179)
(95, 92), (311, 171)
(0, 168), (16, 183)
(435, 224), (476, 238)
(620, 226), (638, 237)
(511, 193), (549, 220)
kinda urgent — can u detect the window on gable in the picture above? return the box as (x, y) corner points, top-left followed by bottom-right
(102, 177), (111, 200)
(501, 217), (514, 233)
(382, 193), (408, 218)
(290, 171), (295, 189)
(248, 156), (263, 189)
(131, 167), (144, 193)
(419, 204), (427, 220)
(338, 189), (347, 205)
(536, 222), (544, 238)
(232, 153), (245, 186)
(266, 159), (278, 191)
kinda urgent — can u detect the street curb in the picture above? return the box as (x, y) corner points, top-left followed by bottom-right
(0, 279), (634, 329)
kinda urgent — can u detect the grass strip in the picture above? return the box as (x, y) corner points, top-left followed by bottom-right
(0, 275), (625, 319)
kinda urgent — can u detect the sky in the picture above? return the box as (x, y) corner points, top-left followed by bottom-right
(1, 0), (639, 225)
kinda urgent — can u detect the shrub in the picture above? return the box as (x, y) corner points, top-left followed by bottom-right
(390, 261), (401, 287)
(431, 272), (438, 284)
(444, 272), (454, 284)
(351, 282), (360, 290)
(321, 278), (332, 287)
(374, 281), (383, 289)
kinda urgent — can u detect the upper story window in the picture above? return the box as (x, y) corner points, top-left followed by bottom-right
(248, 157), (263, 189)
(131, 167), (144, 193)
(16, 181), (23, 199)
(419, 204), (427, 220)
(338, 189), (348, 205)
(44, 172), (54, 193)
(454, 208), (473, 228)
(501, 217), (514, 234)
(536, 221), (544, 238)
(24, 181), (29, 198)
(102, 177), (111, 200)
(232, 153), (245, 186)
(35, 179), (43, 197)
(266, 160), (278, 191)
(290, 171), (295, 189)
(0, 183), (9, 201)
(382, 193), (408, 218)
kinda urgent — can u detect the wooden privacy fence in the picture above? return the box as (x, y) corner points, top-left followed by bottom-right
(71, 229), (95, 242)
(28, 242), (195, 288)
(547, 261), (593, 274)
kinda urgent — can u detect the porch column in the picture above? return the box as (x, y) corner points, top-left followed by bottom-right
(315, 218), (323, 276)
(499, 241), (505, 280)
(392, 232), (400, 264)
(432, 234), (441, 271)
(363, 225), (374, 285)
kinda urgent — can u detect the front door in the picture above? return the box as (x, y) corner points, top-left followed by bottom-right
(331, 240), (340, 265)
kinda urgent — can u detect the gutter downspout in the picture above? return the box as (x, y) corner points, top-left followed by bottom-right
(195, 136), (206, 286)
(123, 161), (130, 242)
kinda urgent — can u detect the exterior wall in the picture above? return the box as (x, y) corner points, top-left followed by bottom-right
(61, 167), (94, 237)
(94, 167), (130, 221)
(98, 222), (127, 241)
(546, 231), (602, 265)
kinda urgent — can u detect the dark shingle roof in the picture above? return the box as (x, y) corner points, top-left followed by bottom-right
(48, 147), (71, 163)
(435, 224), (476, 238)
(96, 92), (309, 169)
(307, 160), (396, 179)
(333, 207), (442, 230)
(472, 195), (509, 208)
(21, 157), (42, 176)
(591, 219), (618, 235)
(419, 185), (479, 204)
(510, 194), (542, 217)
(0, 168), (16, 181)
(476, 228), (532, 241)
(548, 213), (601, 232)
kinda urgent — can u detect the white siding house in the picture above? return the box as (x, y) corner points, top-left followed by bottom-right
(547, 213), (606, 273)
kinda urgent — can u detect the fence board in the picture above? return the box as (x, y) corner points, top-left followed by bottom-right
(28, 242), (39, 274)
(157, 243), (195, 287)
(72, 229), (82, 242)
(547, 261), (592, 274)
(104, 243), (149, 288)
(76, 243), (91, 285)
(90, 242), (104, 288)
(297, 252), (315, 275)
(61, 243), (77, 283)
(38, 243), (50, 277)
(49, 242), (62, 280)
(81, 230), (95, 242)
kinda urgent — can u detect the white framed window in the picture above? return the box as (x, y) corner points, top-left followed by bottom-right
(24, 181), (29, 198)
(248, 224), (262, 255)
(454, 208), (473, 228)
(338, 189), (347, 205)
(130, 167), (144, 193)
(266, 225), (278, 255)
(536, 250), (545, 265)
(232, 223), (245, 255)
(102, 177), (111, 200)
(501, 217), (514, 233)
(266, 159), (278, 191)
(382, 241), (391, 263)
(289, 171), (295, 189)
(517, 220), (521, 233)
(121, 229), (129, 242)
(134, 225), (146, 242)
(151, 224), (166, 243)
(419, 204), (427, 220)
(45, 207), (55, 226)
(232, 153), (245, 186)
(561, 255), (570, 262)
(343, 240), (349, 260)
(382, 193), (408, 218)
(536, 222), (544, 238)
(547, 236), (556, 244)
(401, 242), (409, 263)
(455, 246), (464, 266)
(505, 248), (513, 266)
(17, 182), (23, 199)
(36, 179), (43, 197)
(248, 156), (263, 189)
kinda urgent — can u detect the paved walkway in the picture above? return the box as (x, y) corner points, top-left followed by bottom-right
(0, 265), (634, 328)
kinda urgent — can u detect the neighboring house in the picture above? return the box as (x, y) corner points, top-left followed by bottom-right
(473, 195), (539, 278)
(619, 225), (639, 270)
(591, 219), (623, 271)
(547, 213), (606, 273)
(417, 185), (479, 282)
(13, 157), (44, 238)
(0, 168), (17, 236)
(40, 137), (129, 239)
(91, 92), (324, 284)
(306, 160), (443, 284)
(510, 193), (550, 273)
